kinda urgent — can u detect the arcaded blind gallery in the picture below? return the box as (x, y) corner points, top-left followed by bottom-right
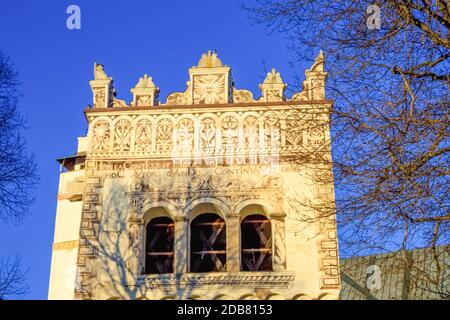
(48, 51), (340, 300)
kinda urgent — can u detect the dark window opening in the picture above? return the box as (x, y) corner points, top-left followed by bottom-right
(145, 217), (174, 274)
(241, 214), (272, 271)
(190, 213), (226, 272)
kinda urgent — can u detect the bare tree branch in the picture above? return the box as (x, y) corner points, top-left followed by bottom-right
(0, 51), (39, 299)
(0, 255), (29, 299)
(244, 0), (450, 298)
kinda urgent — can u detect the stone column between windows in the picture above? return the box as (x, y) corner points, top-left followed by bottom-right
(226, 214), (241, 272)
(127, 218), (144, 277)
(174, 216), (188, 273)
(270, 212), (287, 271)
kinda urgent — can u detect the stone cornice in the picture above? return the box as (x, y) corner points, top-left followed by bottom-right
(83, 99), (333, 117)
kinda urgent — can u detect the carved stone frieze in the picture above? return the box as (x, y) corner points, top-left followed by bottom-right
(131, 271), (295, 291)
(126, 174), (286, 218)
(87, 107), (330, 163)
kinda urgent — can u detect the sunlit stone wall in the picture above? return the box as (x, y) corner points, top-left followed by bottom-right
(48, 51), (340, 300)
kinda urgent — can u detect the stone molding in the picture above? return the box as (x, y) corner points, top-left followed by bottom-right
(53, 240), (79, 251)
(131, 271), (295, 290)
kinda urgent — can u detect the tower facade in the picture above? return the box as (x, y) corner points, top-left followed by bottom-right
(48, 51), (340, 300)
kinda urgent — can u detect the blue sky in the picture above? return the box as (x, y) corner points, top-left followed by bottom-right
(0, 0), (307, 299)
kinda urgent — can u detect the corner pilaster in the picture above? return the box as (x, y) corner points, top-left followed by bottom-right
(270, 212), (287, 271)
(226, 213), (241, 272)
(174, 216), (188, 273)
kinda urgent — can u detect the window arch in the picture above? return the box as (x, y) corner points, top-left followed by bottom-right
(241, 214), (272, 271)
(190, 213), (227, 272)
(145, 217), (174, 274)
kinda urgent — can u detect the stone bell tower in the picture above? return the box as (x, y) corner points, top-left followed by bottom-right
(48, 51), (340, 300)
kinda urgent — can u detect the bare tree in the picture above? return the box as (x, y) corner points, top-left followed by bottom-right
(0, 52), (38, 224)
(0, 51), (38, 299)
(244, 1), (449, 298)
(0, 256), (29, 300)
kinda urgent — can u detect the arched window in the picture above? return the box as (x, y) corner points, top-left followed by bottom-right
(241, 214), (272, 271)
(145, 217), (174, 274)
(190, 213), (226, 272)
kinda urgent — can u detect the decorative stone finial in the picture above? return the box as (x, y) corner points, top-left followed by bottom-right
(309, 50), (325, 73)
(167, 51), (231, 105)
(90, 63), (114, 108)
(264, 68), (284, 85)
(291, 50), (327, 101)
(134, 74), (157, 89)
(259, 68), (287, 102)
(131, 74), (159, 107)
(197, 50), (223, 68)
(93, 62), (111, 80)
